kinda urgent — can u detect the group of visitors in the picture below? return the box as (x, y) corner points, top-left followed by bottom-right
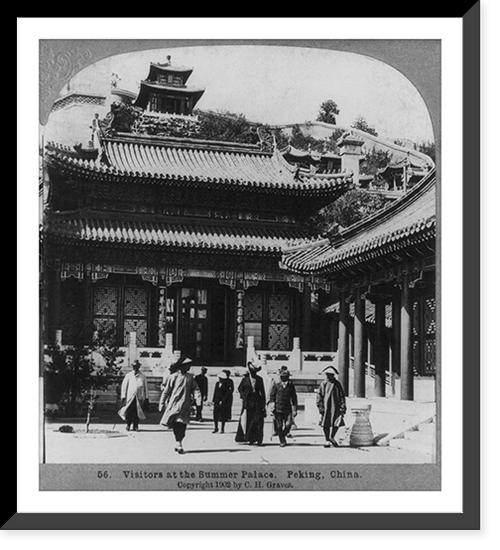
(119, 355), (347, 454)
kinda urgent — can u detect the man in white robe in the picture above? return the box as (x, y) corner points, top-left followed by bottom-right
(119, 360), (149, 431)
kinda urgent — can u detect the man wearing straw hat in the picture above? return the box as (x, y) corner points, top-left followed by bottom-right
(269, 366), (298, 447)
(316, 364), (347, 448)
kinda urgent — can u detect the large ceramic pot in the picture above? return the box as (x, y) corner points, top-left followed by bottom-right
(349, 405), (374, 447)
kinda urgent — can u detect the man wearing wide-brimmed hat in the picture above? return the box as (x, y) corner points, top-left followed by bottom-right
(159, 355), (201, 454)
(316, 363), (347, 448)
(269, 366), (298, 447)
(118, 360), (149, 432)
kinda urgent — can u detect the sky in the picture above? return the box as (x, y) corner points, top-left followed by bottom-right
(66, 44), (435, 144)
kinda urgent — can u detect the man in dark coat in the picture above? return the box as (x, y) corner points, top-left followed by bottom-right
(194, 367), (208, 421)
(222, 369), (234, 421)
(235, 361), (266, 446)
(269, 366), (298, 447)
(316, 365), (347, 447)
(212, 371), (233, 434)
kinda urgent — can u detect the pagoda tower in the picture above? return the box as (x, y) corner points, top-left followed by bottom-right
(133, 55), (205, 116)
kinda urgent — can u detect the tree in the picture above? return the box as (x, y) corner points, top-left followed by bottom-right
(360, 148), (393, 176)
(417, 140), (436, 162)
(317, 100), (340, 125)
(196, 110), (259, 144)
(307, 189), (388, 233)
(351, 116), (378, 137)
(44, 329), (122, 431)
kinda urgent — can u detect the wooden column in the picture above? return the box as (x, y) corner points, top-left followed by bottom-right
(83, 271), (93, 345)
(338, 290), (350, 396)
(373, 299), (387, 397)
(391, 287), (402, 376)
(302, 283), (312, 351)
(353, 288), (366, 398)
(400, 273), (414, 400)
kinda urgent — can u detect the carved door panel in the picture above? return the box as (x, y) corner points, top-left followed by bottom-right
(179, 288), (208, 360)
(93, 284), (149, 346)
(268, 294), (291, 351)
(93, 286), (119, 343)
(123, 287), (148, 347)
(244, 291), (291, 351)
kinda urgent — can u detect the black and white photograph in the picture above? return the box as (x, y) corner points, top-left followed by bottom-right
(37, 37), (443, 493)
(10, 7), (490, 534)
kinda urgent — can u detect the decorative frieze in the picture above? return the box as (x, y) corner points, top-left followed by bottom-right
(59, 262), (330, 295)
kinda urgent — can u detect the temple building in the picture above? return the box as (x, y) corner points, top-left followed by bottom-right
(41, 56), (355, 369)
(281, 168), (436, 401)
(133, 55), (205, 117)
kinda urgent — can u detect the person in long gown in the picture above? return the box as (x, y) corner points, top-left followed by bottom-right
(159, 355), (201, 454)
(212, 371), (233, 434)
(235, 361), (266, 446)
(316, 365), (347, 447)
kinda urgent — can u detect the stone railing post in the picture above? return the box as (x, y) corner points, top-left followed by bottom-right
(128, 331), (137, 366)
(164, 333), (173, 355)
(292, 337), (302, 372)
(55, 329), (62, 348)
(246, 335), (255, 366)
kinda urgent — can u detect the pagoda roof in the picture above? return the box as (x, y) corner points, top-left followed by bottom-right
(136, 80), (205, 95)
(148, 61), (194, 78)
(44, 212), (310, 255)
(134, 80), (205, 110)
(46, 134), (352, 197)
(281, 168), (436, 275)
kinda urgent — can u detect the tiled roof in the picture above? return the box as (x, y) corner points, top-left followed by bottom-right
(281, 168), (436, 274)
(137, 80), (205, 95)
(45, 215), (308, 254)
(45, 136), (352, 196)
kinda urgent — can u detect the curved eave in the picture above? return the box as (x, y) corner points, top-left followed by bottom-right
(148, 63), (194, 79)
(282, 218), (436, 276)
(44, 216), (308, 256)
(45, 150), (353, 197)
(281, 169), (437, 275)
(134, 81), (205, 110)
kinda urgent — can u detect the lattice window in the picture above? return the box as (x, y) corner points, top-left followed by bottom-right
(94, 286), (118, 317)
(124, 288), (148, 317)
(244, 293), (263, 321)
(93, 284), (149, 346)
(94, 318), (117, 342)
(124, 318), (148, 347)
(268, 323), (290, 351)
(269, 294), (290, 322)
(424, 297), (436, 335)
(424, 339), (437, 374)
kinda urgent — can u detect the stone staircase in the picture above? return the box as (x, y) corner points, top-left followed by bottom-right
(386, 417), (437, 459)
